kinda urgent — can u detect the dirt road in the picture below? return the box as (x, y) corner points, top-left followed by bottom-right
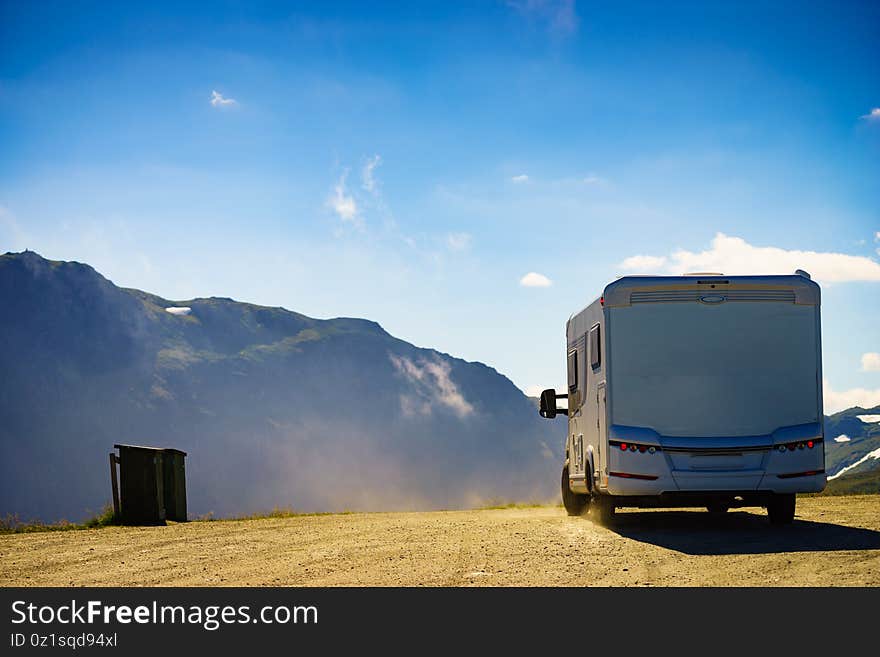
(2, 495), (878, 586)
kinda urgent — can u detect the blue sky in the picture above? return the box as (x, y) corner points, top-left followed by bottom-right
(1, 1), (878, 411)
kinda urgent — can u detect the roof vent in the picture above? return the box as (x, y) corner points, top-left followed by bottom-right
(795, 269), (811, 279)
(682, 272), (724, 276)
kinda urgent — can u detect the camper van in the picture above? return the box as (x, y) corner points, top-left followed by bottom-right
(539, 272), (826, 525)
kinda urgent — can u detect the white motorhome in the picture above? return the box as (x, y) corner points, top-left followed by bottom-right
(539, 272), (826, 525)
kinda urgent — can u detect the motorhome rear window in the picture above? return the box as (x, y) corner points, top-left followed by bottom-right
(608, 302), (819, 437)
(589, 324), (601, 369)
(567, 350), (578, 390)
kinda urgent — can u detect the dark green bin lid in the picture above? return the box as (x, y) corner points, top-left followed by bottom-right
(114, 444), (187, 456)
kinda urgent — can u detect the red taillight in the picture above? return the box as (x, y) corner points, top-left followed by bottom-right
(612, 441), (660, 454)
(807, 440), (814, 449)
(609, 471), (658, 481)
(778, 469), (824, 479)
(600, 296), (604, 306)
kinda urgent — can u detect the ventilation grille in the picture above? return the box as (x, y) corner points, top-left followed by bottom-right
(630, 289), (796, 304)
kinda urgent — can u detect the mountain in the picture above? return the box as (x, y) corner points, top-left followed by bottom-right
(824, 406), (880, 479)
(0, 251), (563, 522)
(823, 469), (880, 496)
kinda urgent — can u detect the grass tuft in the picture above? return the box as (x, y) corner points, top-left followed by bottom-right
(0, 505), (119, 535)
(193, 506), (355, 522)
(472, 500), (556, 511)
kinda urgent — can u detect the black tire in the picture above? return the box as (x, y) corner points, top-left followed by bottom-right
(561, 467), (589, 516)
(593, 493), (616, 526)
(768, 493), (796, 525)
(707, 504), (729, 515)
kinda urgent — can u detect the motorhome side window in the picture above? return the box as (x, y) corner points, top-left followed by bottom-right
(589, 324), (601, 369)
(567, 350), (578, 391)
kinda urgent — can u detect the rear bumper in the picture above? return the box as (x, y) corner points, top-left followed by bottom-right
(604, 471), (826, 498)
(608, 490), (792, 509)
(602, 425), (826, 497)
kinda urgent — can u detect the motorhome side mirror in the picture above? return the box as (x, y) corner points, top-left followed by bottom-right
(539, 388), (557, 419)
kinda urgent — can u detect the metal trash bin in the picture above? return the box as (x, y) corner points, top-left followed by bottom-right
(110, 444), (187, 525)
(161, 448), (187, 522)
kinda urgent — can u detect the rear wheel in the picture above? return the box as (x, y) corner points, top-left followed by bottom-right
(561, 467), (589, 516)
(767, 493), (796, 525)
(593, 493), (616, 526)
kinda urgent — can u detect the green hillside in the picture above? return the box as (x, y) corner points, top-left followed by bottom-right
(822, 469), (880, 496)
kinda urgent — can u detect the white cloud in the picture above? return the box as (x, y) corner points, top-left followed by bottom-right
(862, 352), (880, 372)
(520, 272), (552, 287)
(327, 171), (360, 226)
(511, 174), (530, 184)
(523, 384), (565, 398)
(523, 385), (544, 398)
(210, 90), (236, 107)
(875, 232), (880, 241)
(446, 232), (472, 251)
(508, 0), (578, 37)
(619, 254), (667, 272)
(0, 205), (27, 249)
(861, 108), (880, 120)
(398, 393), (431, 417)
(582, 174), (609, 186)
(362, 155), (381, 193)
(620, 233), (880, 283)
(390, 354), (474, 418)
(824, 378), (880, 414)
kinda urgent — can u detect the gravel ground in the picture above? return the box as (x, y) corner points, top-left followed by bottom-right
(1, 495), (878, 586)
